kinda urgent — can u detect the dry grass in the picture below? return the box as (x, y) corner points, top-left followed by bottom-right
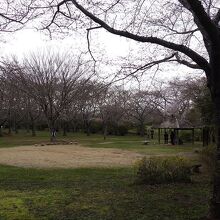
(0, 144), (143, 168)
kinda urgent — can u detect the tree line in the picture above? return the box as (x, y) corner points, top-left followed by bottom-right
(0, 53), (212, 141)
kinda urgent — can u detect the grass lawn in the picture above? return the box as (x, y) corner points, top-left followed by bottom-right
(0, 130), (210, 219)
(0, 130), (202, 156)
(0, 165), (211, 220)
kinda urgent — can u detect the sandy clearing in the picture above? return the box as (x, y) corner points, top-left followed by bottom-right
(0, 145), (143, 169)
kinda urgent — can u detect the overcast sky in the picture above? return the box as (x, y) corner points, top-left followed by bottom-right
(0, 28), (204, 89)
(1, 28), (130, 57)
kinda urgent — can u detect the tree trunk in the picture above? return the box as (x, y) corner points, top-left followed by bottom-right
(86, 121), (90, 136)
(210, 92), (220, 219)
(49, 121), (56, 142)
(63, 122), (67, 136)
(115, 122), (119, 136)
(139, 121), (145, 137)
(26, 124), (30, 133)
(0, 126), (3, 137)
(31, 121), (36, 137)
(8, 125), (12, 135)
(14, 124), (18, 134)
(103, 124), (107, 140)
(72, 122), (77, 133)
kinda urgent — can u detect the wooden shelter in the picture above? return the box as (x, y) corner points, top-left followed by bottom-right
(156, 117), (201, 145)
(157, 127), (197, 145)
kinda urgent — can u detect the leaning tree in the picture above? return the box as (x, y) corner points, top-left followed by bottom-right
(37, 0), (220, 218)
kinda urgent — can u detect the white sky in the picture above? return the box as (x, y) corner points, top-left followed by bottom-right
(1, 29), (130, 58)
(0, 28), (204, 89)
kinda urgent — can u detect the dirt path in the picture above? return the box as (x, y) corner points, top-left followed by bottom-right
(0, 145), (143, 168)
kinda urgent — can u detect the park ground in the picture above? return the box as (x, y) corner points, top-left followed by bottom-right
(0, 131), (212, 220)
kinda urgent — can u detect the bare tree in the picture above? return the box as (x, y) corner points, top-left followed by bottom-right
(77, 81), (102, 136)
(37, 0), (220, 217)
(160, 78), (195, 127)
(128, 90), (159, 137)
(157, 77), (214, 127)
(7, 91), (26, 134)
(95, 86), (129, 139)
(14, 52), (92, 141)
(108, 87), (130, 135)
(0, 74), (8, 136)
(0, 66), (27, 135)
(24, 95), (42, 136)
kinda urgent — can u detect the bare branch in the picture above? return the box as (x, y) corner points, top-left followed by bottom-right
(86, 26), (101, 63)
(123, 53), (177, 77)
(174, 53), (201, 69)
(44, 0), (72, 30)
(69, 0), (211, 74)
(0, 13), (23, 24)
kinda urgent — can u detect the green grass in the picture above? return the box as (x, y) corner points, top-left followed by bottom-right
(0, 130), (203, 156)
(0, 130), (209, 219)
(0, 131), (50, 148)
(0, 165), (211, 220)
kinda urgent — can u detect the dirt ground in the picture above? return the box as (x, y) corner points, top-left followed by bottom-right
(0, 145), (143, 169)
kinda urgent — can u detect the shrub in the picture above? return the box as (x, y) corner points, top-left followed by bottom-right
(90, 120), (103, 134)
(199, 145), (216, 174)
(117, 124), (128, 136)
(135, 156), (192, 185)
(107, 123), (129, 136)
